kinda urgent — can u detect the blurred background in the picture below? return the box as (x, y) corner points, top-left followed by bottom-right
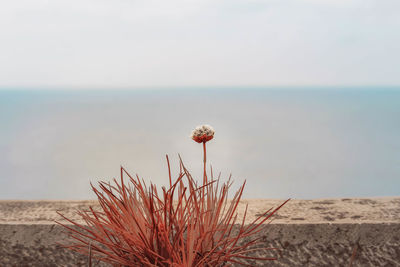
(0, 0), (399, 199)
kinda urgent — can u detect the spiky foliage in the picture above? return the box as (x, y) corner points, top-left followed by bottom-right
(57, 156), (288, 266)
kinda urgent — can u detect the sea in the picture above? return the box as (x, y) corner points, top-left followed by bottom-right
(0, 88), (399, 199)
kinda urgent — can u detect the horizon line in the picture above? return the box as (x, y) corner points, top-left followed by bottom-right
(1, 85), (400, 92)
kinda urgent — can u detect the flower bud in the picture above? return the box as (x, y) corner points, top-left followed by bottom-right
(191, 125), (215, 143)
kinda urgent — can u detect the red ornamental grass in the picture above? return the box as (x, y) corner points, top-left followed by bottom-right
(57, 125), (289, 266)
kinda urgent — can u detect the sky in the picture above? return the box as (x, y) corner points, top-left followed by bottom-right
(1, 0), (400, 89)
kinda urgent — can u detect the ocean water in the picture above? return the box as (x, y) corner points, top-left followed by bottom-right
(0, 88), (399, 199)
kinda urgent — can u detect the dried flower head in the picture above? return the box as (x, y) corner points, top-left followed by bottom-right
(191, 124), (215, 143)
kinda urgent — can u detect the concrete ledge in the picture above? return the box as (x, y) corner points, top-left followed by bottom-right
(1, 223), (399, 266)
(1, 198), (399, 266)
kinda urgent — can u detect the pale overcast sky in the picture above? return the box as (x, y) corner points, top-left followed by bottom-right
(0, 0), (399, 89)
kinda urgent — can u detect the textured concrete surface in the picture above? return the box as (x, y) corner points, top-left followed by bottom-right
(1, 198), (399, 266)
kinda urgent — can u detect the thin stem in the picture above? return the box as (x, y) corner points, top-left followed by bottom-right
(202, 141), (207, 234)
(203, 141), (207, 184)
